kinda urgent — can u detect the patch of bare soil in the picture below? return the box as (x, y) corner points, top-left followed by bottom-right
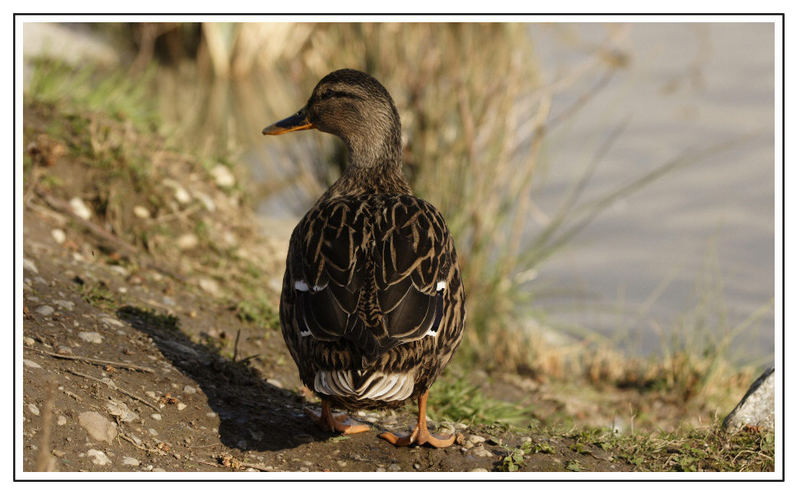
(21, 206), (635, 473)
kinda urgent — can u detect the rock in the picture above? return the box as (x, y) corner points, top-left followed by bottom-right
(57, 346), (72, 355)
(723, 366), (775, 432)
(35, 305), (54, 316)
(78, 332), (103, 344)
(198, 278), (220, 296)
(177, 402), (187, 411)
(470, 468), (489, 472)
(100, 316), (124, 328)
(108, 265), (129, 277)
(177, 233), (199, 250)
(78, 411), (117, 443)
(57, 415), (67, 426)
(87, 449), (111, 466)
(122, 456), (140, 466)
(266, 378), (283, 389)
(148, 428), (159, 437)
(194, 191), (216, 212)
(163, 179), (192, 204)
(23, 337), (35, 346)
(51, 228), (66, 244)
(471, 445), (494, 458)
(467, 434), (486, 444)
(151, 413), (162, 421)
(133, 205), (150, 218)
(53, 299), (75, 311)
(211, 165), (236, 188)
(106, 399), (139, 423)
(183, 385), (197, 394)
(23, 359), (42, 369)
(23, 258), (39, 274)
(28, 403), (40, 416)
(69, 197), (92, 220)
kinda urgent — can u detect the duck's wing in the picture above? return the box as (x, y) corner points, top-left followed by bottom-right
(285, 194), (456, 359)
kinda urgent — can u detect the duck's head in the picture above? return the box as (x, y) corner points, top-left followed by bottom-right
(263, 69), (402, 169)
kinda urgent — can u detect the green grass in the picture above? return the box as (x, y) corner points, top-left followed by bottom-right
(26, 57), (160, 131)
(426, 370), (532, 426)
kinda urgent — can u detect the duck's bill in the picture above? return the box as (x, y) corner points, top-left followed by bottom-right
(262, 108), (315, 135)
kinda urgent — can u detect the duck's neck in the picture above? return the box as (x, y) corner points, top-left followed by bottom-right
(326, 119), (412, 198)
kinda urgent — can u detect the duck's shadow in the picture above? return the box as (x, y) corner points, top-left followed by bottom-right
(116, 305), (339, 452)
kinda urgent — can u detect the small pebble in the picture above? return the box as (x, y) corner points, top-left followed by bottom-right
(133, 206), (150, 219)
(54, 300), (75, 311)
(183, 385), (197, 394)
(79, 411), (117, 443)
(266, 379), (283, 389)
(23, 337), (35, 346)
(211, 165), (236, 187)
(471, 445), (494, 458)
(52, 449), (66, 458)
(389, 463), (401, 472)
(69, 197), (92, 220)
(470, 468), (489, 472)
(57, 416), (67, 426)
(108, 265), (129, 277)
(101, 316), (124, 328)
(151, 413), (162, 421)
(413, 463), (421, 470)
(145, 391), (157, 399)
(198, 278), (219, 296)
(194, 191), (216, 212)
(148, 428), (159, 437)
(28, 403), (40, 416)
(23, 258), (38, 274)
(78, 332), (103, 344)
(57, 346), (72, 355)
(122, 456), (140, 466)
(35, 306), (54, 316)
(23, 359), (41, 369)
(177, 233), (199, 250)
(177, 403), (187, 411)
(51, 228), (66, 244)
(467, 434), (486, 444)
(87, 449), (111, 466)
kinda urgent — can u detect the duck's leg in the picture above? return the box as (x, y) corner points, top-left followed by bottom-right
(304, 400), (370, 435)
(379, 390), (454, 448)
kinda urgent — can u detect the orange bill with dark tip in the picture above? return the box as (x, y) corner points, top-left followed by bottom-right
(262, 108), (316, 135)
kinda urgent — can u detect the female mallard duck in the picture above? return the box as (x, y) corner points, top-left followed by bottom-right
(262, 69), (465, 448)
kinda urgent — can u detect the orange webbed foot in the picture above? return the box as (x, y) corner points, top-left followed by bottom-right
(304, 402), (370, 435)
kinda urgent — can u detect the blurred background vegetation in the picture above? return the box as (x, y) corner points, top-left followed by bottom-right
(22, 21), (775, 432)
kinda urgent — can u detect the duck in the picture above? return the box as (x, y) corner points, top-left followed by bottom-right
(262, 68), (466, 448)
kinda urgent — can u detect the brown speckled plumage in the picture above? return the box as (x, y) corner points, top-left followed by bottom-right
(263, 69), (465, 444)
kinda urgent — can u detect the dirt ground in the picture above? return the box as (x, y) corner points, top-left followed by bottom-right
(21, 202), (637, 474)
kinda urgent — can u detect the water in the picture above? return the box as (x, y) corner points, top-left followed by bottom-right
(524, 23), (774, 362)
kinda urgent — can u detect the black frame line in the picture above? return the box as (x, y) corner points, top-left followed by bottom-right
(12, 12), (785, 482)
